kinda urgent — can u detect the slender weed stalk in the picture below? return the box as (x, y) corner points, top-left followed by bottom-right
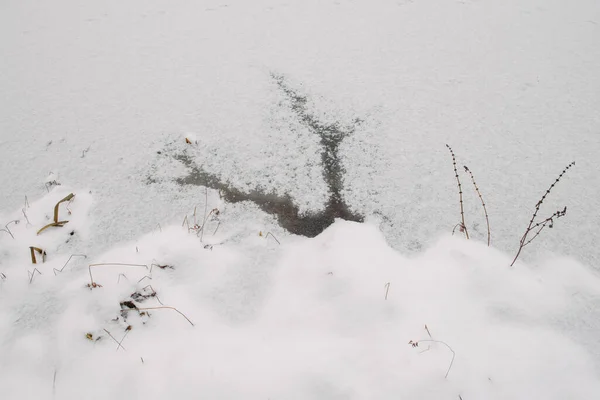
(88, 263), (148, 287)
(53, 254), (87, 275)
(510, 161), (575, 266)
(446, 145), (469, 239)
(464, 165), (491, 246)
(37, 193), (75, 235)
(28, 268), (42, 284)
(29, 246), (46, 264)
(409, 339), (455, 379)
(103, 329), (127, 351)
(130, 306), (194, 326)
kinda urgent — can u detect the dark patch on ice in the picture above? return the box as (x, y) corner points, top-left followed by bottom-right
(172, 73), (363, 237)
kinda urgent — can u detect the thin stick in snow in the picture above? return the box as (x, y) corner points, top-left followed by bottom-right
(134, 306), (195, 326)
(464, 165), (491, 246)
(409, 339), (456, 379)
(88, 263), (148, 287)
(103, 329), (127, 351)
(53, 254), (87, 275)
(510, 161), (575, 266)
(446, 144), (469, 239)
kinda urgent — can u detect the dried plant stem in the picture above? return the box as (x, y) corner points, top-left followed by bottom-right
(103, 329), (127, 351)
(464, 166), (491, 246)
(446, 145), (469, 239)
(88, 263), (148, 286)
(29, 247), (46, 264)
(1, 220), (19, 239)
(200, 188), (209, 242)
(0, 228), (14, 239)
(54, 193), (75, 223)
(265, 232), (280, 245)
(134, 306), (195, 326)
(28, 268), (42, 284)
(410, 339), (456, 379)
(117, 330), (131, 351)
(54, 254), (87, 275)
(510, 162), (575, 266)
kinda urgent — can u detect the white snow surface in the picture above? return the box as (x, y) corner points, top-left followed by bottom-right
(1, 187), (600, 399)
(1, 0), (600, 264)
(2, 0), (600, 398)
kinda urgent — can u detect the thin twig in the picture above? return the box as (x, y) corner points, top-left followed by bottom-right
(0, 228), (14, 239)
(134, 306), (195, 326)
(200, 188), (209, 242)
(409, 339), (455, 378)
(424, 324), (433, 339)
(2, 220), (19, 239)
(464, 165), (490, 246)
(265, 232), (281, 245)
(141, 285), (164, 305)
(88, 263), (148, 287)
(28, 268), (42, 284)
(54, 254), (87, 275)
(116, 329), (131, 352)
(511, 162), (575, 266)
(446, 145), (469, 239)
(103, 329), (127, 351)
(22, 208), (31, 227)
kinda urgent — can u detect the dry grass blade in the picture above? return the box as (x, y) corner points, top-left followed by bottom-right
(54, 254), (87, 275)
(88, 263), (149, 287)
(265, 232), (280, 245)
(464, 165), (491, 246)
(53, 193), (75, 223)
(29, 246), (46, 264)
(409, 339), (455, 379)
(0, 228), (14, 239)
(134, 306), (195, 326)
(103, 329), (127, 351)
(446, 145), (469, 239)
(28, 268), (42, 284)
(1, 220), (19, 239)
(37, 221), (69, 235)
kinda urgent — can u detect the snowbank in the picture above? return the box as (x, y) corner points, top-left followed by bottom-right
(1, 189), (599, 399)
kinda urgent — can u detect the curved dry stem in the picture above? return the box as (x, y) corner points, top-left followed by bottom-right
(265, 232), (281, 245)
(37, 221), (69, 235)
(54, 193), (75, 223)
(135, 306), (195, 326)
(54, 254), (87, 275)
(411, 339), (455, 379)
(88, 263), (149, 286)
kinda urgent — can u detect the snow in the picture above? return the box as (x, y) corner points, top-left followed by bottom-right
(2, 188), (600, 399)
(2, 0), (600, 398)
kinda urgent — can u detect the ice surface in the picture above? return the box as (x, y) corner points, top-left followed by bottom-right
(1, 0), (600, 398)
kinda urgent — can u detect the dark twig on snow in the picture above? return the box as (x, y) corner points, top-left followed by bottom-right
(464, 165), (491, 246)
(510, 162), (575, 266)
(446, 145), (469, 239)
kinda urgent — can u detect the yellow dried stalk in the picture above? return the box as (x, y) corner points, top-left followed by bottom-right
(29, 246), (46, 264)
